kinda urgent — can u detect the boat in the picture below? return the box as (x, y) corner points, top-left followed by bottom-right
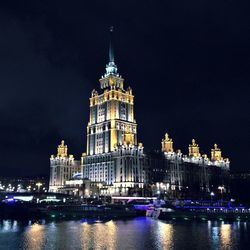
(146, 200), (250, 221)
(45, 204), (137, 220)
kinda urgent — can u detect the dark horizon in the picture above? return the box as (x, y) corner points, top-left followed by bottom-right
(0, 1), (249, 177)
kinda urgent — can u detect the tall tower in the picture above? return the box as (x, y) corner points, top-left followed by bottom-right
(87, 27), (137, 155)
(82, 28), (145, 194)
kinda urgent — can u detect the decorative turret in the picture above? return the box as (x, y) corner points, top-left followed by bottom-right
(202, 154), (208, 160)
(177, 149), (182, 155)
(123, 126), (135, 145)
(91, 89), (98, 97)
(57, 140), (68, 157)
(161, 133), (173, 153)
(189, 139), (200, 157)
(211, 143), (223, 161)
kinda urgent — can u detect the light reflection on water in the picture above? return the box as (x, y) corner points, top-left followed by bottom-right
(0, 218), (249, 250)
(154, 221), (173, 249)
(220, 224), (231, 249)
(80, 221), (117, 249)
(22, 223), (45, 250)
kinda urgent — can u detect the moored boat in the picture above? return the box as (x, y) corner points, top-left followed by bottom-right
(45, 204), (137, 220)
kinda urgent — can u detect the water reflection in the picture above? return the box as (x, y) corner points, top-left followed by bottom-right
(22, 223), (45, 250)
(155, 221), (173, 249)
(0, 219), (249, 250)
(220, 224), (231, 249)
(211, 225), (219, 242)
(80, 220), (117, 249)
(0, 220), (19, 232)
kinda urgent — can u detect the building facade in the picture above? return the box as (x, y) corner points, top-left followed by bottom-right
(49, 140), (81, 192)
(49, 29), (230, 198)
(82, 33), (146, 195)
(149, 133), (230, 199)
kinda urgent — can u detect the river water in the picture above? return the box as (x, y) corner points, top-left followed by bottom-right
(0, 217), (249, 249)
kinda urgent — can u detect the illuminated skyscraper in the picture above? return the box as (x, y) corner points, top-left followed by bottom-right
(82, 28), (146, 195)
(86, 30), (136, 155)
(48, 29), (230, 198)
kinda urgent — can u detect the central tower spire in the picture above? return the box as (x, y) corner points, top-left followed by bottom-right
(109, 26), (114, 63)
(105, 26), (118, 76)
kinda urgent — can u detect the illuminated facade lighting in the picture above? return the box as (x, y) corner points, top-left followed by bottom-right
(82, 27), (146, 195)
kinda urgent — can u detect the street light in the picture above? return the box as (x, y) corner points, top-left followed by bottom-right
(85, 188), (89, 197)
(218, 186), (225, 201)
(210, 192), (215, 202)
(157, 190), (160, 199)
(36, 182), (42, 193)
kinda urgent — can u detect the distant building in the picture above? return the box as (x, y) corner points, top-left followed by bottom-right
(0, 176), (48, 193)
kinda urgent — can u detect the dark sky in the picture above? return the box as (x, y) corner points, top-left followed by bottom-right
(0, 0), (249, 176)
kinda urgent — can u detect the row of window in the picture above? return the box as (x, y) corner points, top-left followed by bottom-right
(85, 156), (112, 164)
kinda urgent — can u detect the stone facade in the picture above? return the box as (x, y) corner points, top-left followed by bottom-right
(148, 134), (230, 199)
(82, 37), (146, 195)
(49, 30), (230, 198)
(49, 140), (81, 192)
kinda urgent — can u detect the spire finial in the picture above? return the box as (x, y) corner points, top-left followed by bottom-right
(109, 26), (114, 63)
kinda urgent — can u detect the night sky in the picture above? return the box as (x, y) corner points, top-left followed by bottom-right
(0, 1), (249, 176)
